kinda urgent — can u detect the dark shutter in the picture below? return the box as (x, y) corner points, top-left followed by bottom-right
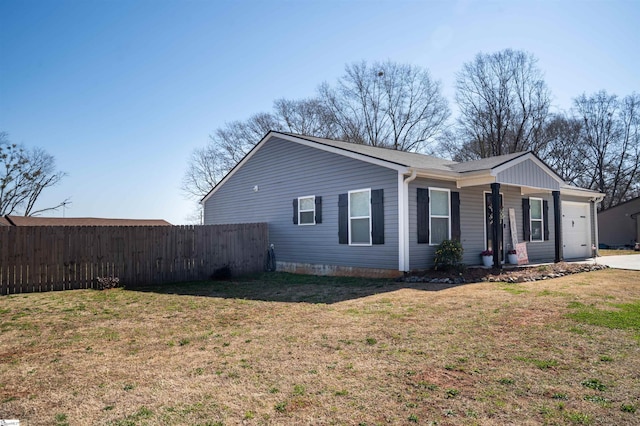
(338, 193), (348, 244)
(451, 191), (461, 241)
(371, 189), (384, 245)
(315, 196), (322, 224)
(543, 199), (549, 241)
(292, 198), (298, 225)
(417, 188), (429, 244)
(522, 198), (530, 241)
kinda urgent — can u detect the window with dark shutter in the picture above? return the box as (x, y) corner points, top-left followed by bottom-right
(417, 188), (429, 244)
(522, 198), (531, 241)
(292, 198), (298, 225)
(451, 191), (461, 241)
(315, 196), (322, 224)
(371, 189), (384, 245)
(338, 193), (348, 244)
(543, 199), (549, 240)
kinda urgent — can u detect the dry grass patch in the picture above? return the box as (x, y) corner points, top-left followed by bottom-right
(598, 249), (638, 256)
(0, 270), (639, 425)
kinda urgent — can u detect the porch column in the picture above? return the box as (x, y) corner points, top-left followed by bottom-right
(491, 183), (502, 269)
(553, 191), (562, 263)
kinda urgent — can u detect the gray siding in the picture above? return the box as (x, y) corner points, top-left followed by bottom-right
(497, 159), (560, 190)
(204, 137), (400, 270)
(597, 198), (640, 247)
(409, 181), (555, 269)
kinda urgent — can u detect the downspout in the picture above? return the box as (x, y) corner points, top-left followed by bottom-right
(400, 169), (417, 272)
(592, 195), (604, 257)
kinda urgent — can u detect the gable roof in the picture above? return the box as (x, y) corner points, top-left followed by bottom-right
(202, 131), (603, 202)
(3, 216), (172, 227)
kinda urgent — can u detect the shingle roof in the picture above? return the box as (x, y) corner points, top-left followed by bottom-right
(448, 152), (529, 172)
(282, 133), (458, 171)
(4, 216), (172, 226)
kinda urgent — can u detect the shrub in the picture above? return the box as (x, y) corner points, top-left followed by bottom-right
(96, 276), (120, 290)
(434, 239), (464, 270)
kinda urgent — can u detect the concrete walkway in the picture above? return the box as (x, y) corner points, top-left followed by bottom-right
(584, 254), (640, 271)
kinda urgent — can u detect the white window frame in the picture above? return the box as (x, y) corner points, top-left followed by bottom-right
(297, 195), (316, 226)
(348, 188), (371, 246)
(429, 187), (451, 246)
(529, 197), (544, 242)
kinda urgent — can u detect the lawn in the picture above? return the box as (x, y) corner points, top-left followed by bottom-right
(1, 270), (639, 425)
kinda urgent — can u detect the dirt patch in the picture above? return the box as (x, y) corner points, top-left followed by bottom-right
(401, 262), (608, 284)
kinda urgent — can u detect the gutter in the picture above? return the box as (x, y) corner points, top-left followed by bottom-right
(399, 169), (418, 272)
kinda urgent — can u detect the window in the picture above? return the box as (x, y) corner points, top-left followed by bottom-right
(349, 189), (371, 245)
(293, 196), (321, 225)
(529, 197), (543, 241)
(298, 196), (315, 225)
(429, 188), (450, 245)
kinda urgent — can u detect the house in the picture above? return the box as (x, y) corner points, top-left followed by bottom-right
(598, 196), (640, 248)
(202, 132), (604, 276)
(1, 215), (172, 227)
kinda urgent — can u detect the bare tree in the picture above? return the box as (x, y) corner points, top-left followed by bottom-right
(319, 60), (450, 151)
(0, 132), (68, 216)
(273, 98), (338, 138)
(537, 113), (587, 184)
(183, 61), (449, 207)
(453, 49), (551, 159)
(574, 91), (640, 209)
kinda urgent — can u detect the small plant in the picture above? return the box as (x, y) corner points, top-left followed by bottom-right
(274, 401), (287, 412)
(621, 403), (636, 413)
(434, 239), (464, 270)
(480, 249), (493, 256)
(507, 249), (517, 254)
(446, 388), (459, 398)
(599, 355), (613, 362)
(552, 393), (569, 400)
(96, 276), (120, 290)
(365, 337), (377, 345)
(581, 378), (607, 391)
(498, 378), (514, 385)
(408, 413), (419, 422)
(293, 384), (305, 395)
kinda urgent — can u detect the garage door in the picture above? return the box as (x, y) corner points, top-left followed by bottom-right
(562, 201), (591, 259)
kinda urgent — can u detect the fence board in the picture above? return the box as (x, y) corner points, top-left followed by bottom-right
(0, 224), (268, 294)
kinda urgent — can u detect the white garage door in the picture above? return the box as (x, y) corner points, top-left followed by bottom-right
(562, 201), (591, 259)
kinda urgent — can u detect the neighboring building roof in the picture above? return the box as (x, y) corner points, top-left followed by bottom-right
(3, 216), (172, 226)
(598, 195), (640, 214)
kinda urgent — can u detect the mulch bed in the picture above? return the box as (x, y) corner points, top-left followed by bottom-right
(400, 262), (609, 285)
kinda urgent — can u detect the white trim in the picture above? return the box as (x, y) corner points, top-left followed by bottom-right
(297, 195), (316, 226)
(348, 188), (372, 246)
(399, 170), (417, 271)
(398, 172), (406, 271)
(428, 187), (451, 246)
(529, 197), (544, 242)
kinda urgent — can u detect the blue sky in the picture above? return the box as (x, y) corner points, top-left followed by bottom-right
(1, 0), (638, 224)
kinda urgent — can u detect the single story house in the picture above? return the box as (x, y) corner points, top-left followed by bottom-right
(1, 216), (172, 226)
(598, 196), (640, 248)
(202, 132), (604, 276)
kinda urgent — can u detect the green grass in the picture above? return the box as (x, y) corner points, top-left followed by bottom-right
(566, 301), (640, 338)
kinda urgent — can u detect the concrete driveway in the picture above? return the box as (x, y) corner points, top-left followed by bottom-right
(590, 254), (640, 271)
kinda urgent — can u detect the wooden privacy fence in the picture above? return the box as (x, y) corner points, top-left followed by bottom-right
(0, 223), (268, 294)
